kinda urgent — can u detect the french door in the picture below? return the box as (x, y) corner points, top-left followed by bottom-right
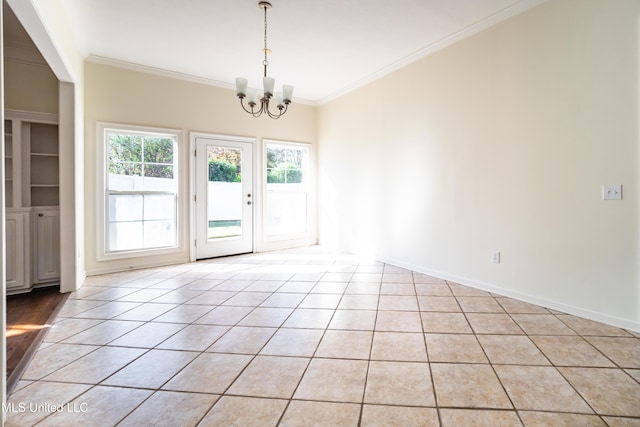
(195, 136), (253, 259)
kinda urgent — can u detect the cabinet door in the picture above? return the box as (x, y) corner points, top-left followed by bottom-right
(6, 212), (30, 291)
(33, 209), (60, 283)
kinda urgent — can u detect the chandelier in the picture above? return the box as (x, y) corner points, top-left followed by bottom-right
(235, 1), (293, 119)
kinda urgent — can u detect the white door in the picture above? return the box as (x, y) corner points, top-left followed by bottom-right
(195, 136), (253, 259)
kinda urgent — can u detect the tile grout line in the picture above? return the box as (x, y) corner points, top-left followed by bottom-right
(8, 249), (640, 425)
(497, 296), (605, 419)
(177, 271), (301, 422)
(415, 270), (443, 427)
(356, 262), (385, 427)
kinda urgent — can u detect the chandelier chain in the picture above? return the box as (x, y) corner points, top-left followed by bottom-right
(263, 4), (269, 72)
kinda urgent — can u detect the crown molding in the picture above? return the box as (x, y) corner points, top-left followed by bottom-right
(86, 55), (317, 106)
(317, 0), (548, 105)
(86, 54), (232, 88)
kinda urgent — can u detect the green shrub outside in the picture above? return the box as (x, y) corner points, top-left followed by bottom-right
(209, 159), (241, 182)
(267, 165), (302, 183)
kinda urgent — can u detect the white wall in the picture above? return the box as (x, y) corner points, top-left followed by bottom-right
(84, 62), (317, 274)
(318, 0), (639, 330)
(7, 0), (87, 293)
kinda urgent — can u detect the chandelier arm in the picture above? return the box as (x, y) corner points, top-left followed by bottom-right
(239, 98), (255, 115)
(266, 108), (281, 119)
(239, 97), (264, 118)
(263, 99), (277, 119)
(251, 101), (264, 118)
(266, 102), (288, 119)
(262, 98), (276, 119)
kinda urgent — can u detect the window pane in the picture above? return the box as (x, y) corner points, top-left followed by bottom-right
(109, 162), (142, 177)
(286, 169), (303, 184)
(143, 137), (174, 164)
(286, 148), (303, 168)
(144, 194), (175, 221)
(267, 168), (283, 183)
(144, 164), (173, 179)
(144, 220), (176, 248)
(265, 192), (307, 236)
(108, 134), (142, 191)
(108, 164), (143, 191)
(143, 165), (175, 191)
(108, 133), (142, 163)
(109, 194), (143, 222)
(109, 222), (143, 252)
(104, 127), (179, 254)
(266, 145), (305, 184)
(265, 142), (309, 238)
(266, 147), (285, 169)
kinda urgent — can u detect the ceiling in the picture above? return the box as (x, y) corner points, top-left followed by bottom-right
(9, 0), (543, 104)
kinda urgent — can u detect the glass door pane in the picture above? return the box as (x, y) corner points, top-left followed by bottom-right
(207, 147), (243, 240)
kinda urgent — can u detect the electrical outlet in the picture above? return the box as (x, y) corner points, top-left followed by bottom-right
(602, 184), (622, 200)
(491, 251), (501, 264)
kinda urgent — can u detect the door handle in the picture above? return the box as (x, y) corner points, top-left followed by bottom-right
(247, 201), (252, 205)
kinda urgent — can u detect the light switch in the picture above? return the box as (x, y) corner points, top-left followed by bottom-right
(602, 184), (622, 200)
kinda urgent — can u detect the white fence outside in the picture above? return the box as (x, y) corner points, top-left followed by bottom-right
(208, 182), (242, 221)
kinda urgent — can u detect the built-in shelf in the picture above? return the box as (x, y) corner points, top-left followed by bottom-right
(5, 119), (14, 207)
(4, 111), (61, 293)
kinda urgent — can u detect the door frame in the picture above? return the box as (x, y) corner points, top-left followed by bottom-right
(189, 132), (256, 261)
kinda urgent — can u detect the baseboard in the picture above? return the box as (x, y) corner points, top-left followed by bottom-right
(84, 256), (191, 277)
(377, 255), (640, 334)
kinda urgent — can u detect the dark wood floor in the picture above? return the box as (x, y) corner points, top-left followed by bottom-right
(6, 286), (66, 386)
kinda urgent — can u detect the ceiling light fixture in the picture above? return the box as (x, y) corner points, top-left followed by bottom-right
(235, 1), (293, 119)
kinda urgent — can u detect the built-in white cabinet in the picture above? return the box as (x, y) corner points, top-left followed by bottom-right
(5, 210), (30, 291)
(32, 208), (61, 283)
(4, 111), (60, 294)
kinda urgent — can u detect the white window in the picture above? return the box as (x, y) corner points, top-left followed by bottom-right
(99, 124), (180, 257)
(264, 141), (310, 239)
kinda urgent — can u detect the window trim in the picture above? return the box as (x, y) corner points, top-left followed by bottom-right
(262, 139), (315, 244)
(96, 122), (184, 261)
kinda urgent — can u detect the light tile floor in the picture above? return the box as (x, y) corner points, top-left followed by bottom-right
(6, 247), (640, 426)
